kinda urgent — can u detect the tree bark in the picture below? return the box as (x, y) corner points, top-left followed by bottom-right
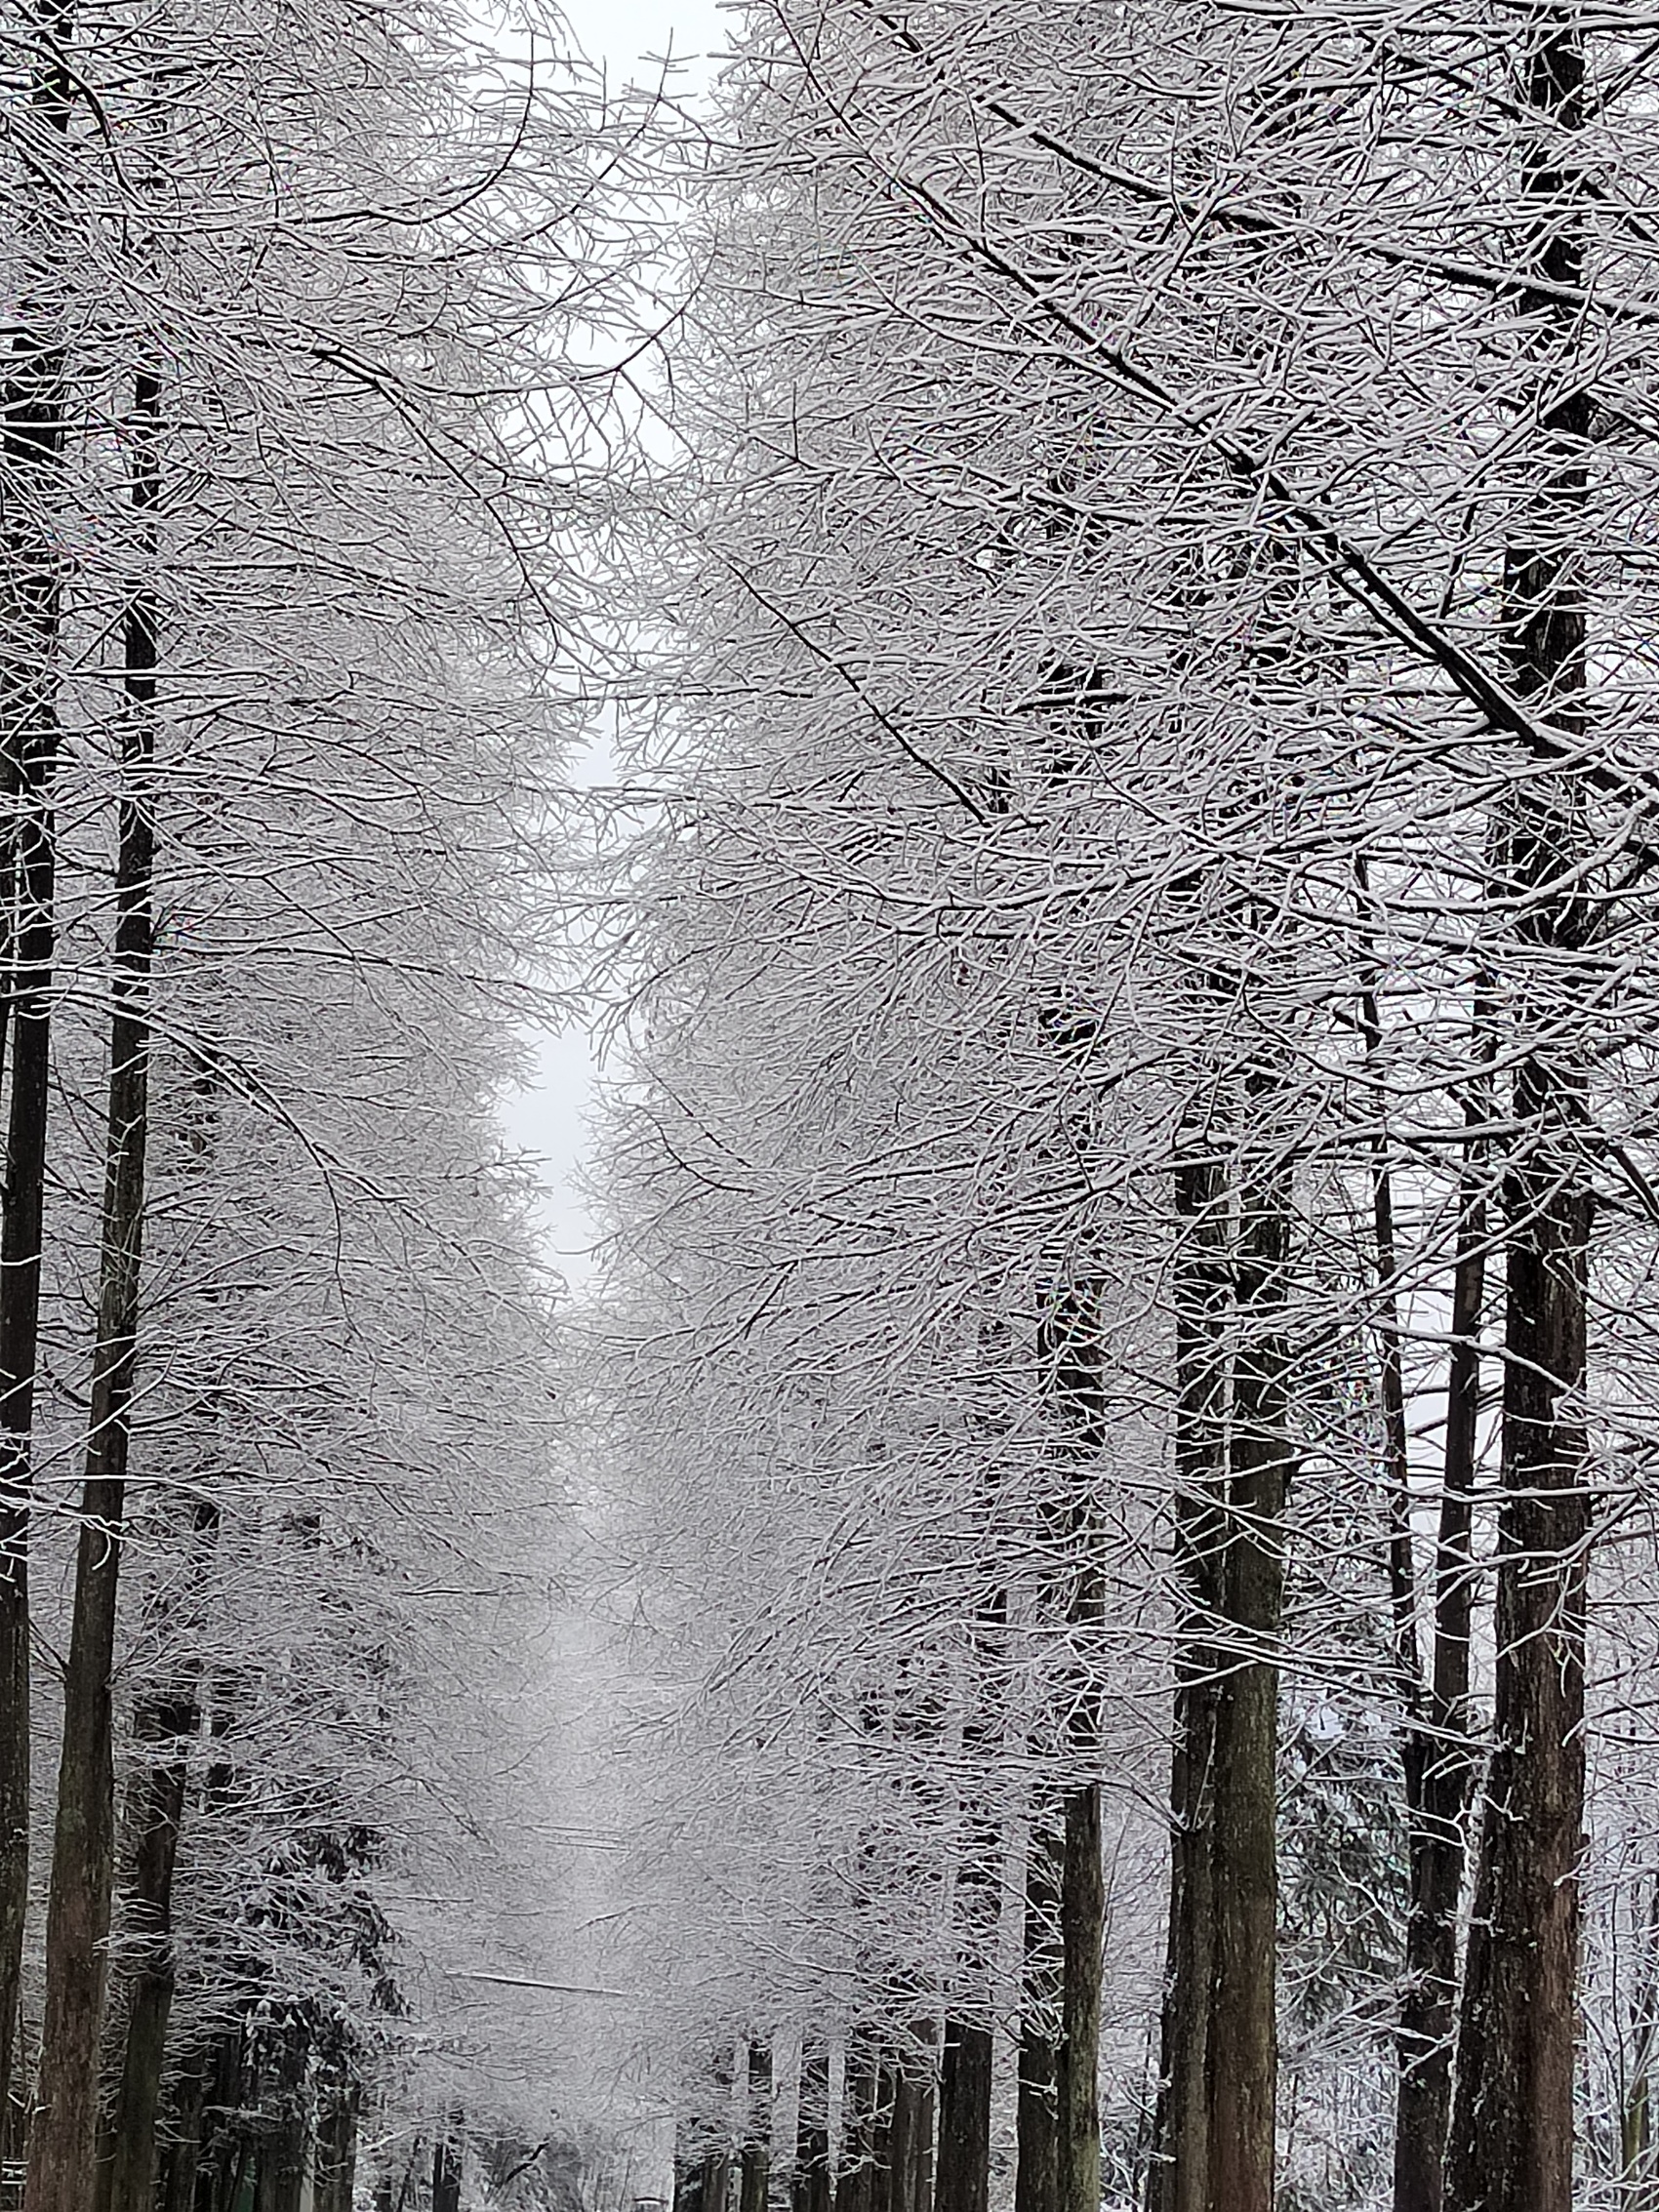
(0, 0), (76, 2141)
(887, 2066), (929, 2212)
(740, 2039), (771, 2212)
(1203, 1140), (1292, 2212)
(94, 1682), (196, 2212)
(313, 2076), (358, 2212)
(703, 2044), (737, 2212)
(1392, 1072), (1487, 2212)
(870, 2061), (897, 2212)
(1443, 18), (1592, 2212)
(936, 1563), (1003, 2212)
(833, 2041), (877, 2212)
(253, 2025), (307, 2212)
(1150, 1151), (1227, 2212)
(152, 2060), (205, 2212)
(933, 2023), (991, 2212)
(1057, 1784), (1102, 2212)
(432, 2114), (464, 2212)
(22, 367), (159, 2212)
(793, 2039), (831, 2212)
(1017, 1822), (1062, 2212)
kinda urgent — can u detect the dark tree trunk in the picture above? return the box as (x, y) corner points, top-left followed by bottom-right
(0, 0), (76, 2133)
(1017, 1823), (1062, 2212)
(678, 2114), (708, 2212)
(870, 2062), (898, 2212)
(22, 368), (159, 2212)
(1392, 1075), (1486, 2212)
(1203, 1142), (1292, 2212)
(1443, 19), (1591, 2212)
(1042, 1288), (1107, 2212)
(152, 2061), (205, 2212)
(432, 2114), (464, 2212)
(793, 2040), (831, 2212)
(1058, 1784), (1102, 2212)
(190, 2025), (249, 2212)
(313, 2077), (358, 2212)
(835, 2043), (878, 2212)
(251, 2024), (307, 2212)
(932, 2024), (991, 2212)
(740, 2040), (771, 2212)
(705, 2143), (735, 2212)
(936, 1558), (1004, 2212)
(887, 2066), (929, 2212)
(1149, 1152), (1227, 2212)
(99, 1675), (199, 2212)
(702, 2044), (736, 2212)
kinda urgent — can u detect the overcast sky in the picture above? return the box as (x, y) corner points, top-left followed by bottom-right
(497, 0), (729, 1294)
(569, 0), (730, 81)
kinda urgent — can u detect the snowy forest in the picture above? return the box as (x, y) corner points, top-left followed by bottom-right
(0, 0), (1654, 2205)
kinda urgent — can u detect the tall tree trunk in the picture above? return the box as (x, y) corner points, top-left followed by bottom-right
(793, 2040), (831, 2212)
(22, 367), (159, 2212)
(869, 2061), (897, 2212)
(936, 1570), (1004, 2212)
(702, 2044), (736, 2212)
(1017, 1822), (1061, 2212)
(678, 2114), (708, 2212)
(933, 2024), (991, 2212)
(1057, 1782), (1102, 2212)
(94, 1680), (197, 2212)
(887, 2065), (929, 2212)
(1391, 1068), (1487, 2212)
(1203, 1137), (1292, 2212)
(313, 2078), (358, 2212)
(1443, 17), (1591, 2212)
(153, 2060), (205, 2212)
(740, 2039), (771, 2212)
(253, 2025), (307, 2212)
(1041, 1285), (1107, 2212)
(190, 2024), (250, 2212)
(0, 0), (77, 2144)
(833, 2039), (878, 2212)
(1149, 1150), (1228, 2212)
(431, 2113), (464, 2212)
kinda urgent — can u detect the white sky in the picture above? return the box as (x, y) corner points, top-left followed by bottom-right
(498, 0), (729, 1294)
(573, 0), (731, 86)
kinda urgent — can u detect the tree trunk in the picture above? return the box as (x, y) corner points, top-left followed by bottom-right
(740, 2040), (771, 2212)
(1150, 1151), (1228, 2212)
(870, 2062), (899, 2212)
(936, 1559), (1003, 2212)
(22, 367), (159, 2212)
(1042, 1289), (1106, 2212)
(1203, 1141), (1292, 2212)
(932, 2024), (991, 2212)
(1058, 1784), (1102, 2212)
(97, 1675), (199, 2212)
(152, 2061), (205, 2212)
(887, 2067), (929, 2212)
(253, 2026), (306, 2212)
(1017, 1822), (1062, 2212)
(190, 2026), (250, 2212)
(0, 0), (76, 2133)
(678, 2114), (708, 2212)
(703, 2044), (736, 2212)
(1443, 18), (1591, 2212)
(1392, 1074), (1486, 2212)
(313, 2077), (358, 2212)
(706, 2143), (735, 2212)
(432, 2115), (464, 2212)
(793, 2040), (831, 2212)
(833, 2042), (877, 2212)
